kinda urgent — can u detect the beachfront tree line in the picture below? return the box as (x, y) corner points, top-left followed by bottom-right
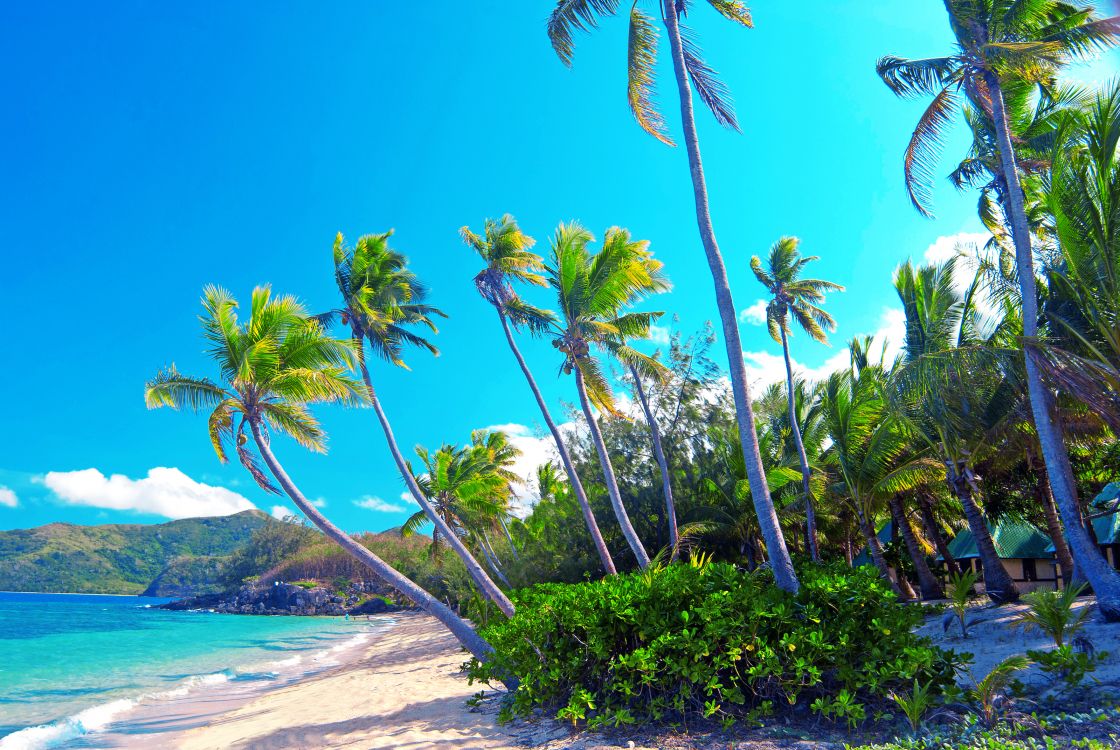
(145, 0), (1120, 677)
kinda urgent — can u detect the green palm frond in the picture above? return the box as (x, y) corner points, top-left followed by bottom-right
(145, 368), (229, 411)
(681, 26), (739, 131)
(547, 0), (621, 67)
(704, 0), (752, 27)
(627, 3), (673, 146)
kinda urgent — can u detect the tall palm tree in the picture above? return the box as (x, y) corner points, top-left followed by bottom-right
(627, 356), (679, 558)
(890, 258), (1022, 603)
(460, 215), (616, 574)
(546, 0), (799, 591)
(750, 236), (844, 561)
(877, 0), (1120, 618)
(144, 286), (499, 666)
(323, 232), (515, 618)
(545, 222), (669, 568)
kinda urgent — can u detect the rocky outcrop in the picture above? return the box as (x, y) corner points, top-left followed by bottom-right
(161, 581), (403, 616)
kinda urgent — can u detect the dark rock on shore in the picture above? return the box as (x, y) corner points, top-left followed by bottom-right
(161, 581), (403, 617)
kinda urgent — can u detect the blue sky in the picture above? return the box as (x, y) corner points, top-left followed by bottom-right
(1, 2), (1115, 532)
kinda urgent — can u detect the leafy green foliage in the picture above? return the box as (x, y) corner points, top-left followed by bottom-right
(947, 570), (980, 637)
(1016, 584), (1091, 648)
(467, 562), (962, 729)
(890, 679), (937, 734)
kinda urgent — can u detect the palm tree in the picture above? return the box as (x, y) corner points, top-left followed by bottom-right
(405, 440), (512, 585)
(144, 286), (499, 666)
(545, 222), (669, 568)
(890, 258), (1022, 603)
(750, 236), (844, 561)
(460, 215), (616, 574)
(323, 231), (515, 618)
(627, 356), (679, 558)
(819, 359), (938, 598)
(545, 0), (799, 591)
(877, 0), (1120, 618)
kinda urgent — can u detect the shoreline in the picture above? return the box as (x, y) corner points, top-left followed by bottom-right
(169, 611), (529, 750)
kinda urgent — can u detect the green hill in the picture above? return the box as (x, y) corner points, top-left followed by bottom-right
(0, 510), (271, 594)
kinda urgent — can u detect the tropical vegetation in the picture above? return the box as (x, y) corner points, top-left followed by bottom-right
(140, 0), (1120, 740)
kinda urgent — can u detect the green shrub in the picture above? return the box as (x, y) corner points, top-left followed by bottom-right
(467, 561), (964, 728)
(1015, 584), (1091, 648)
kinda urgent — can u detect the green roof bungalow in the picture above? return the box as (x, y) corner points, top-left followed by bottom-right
(1045, 483), (1120, 576)
(940, 520), (1059, 593)
(851, 520), (894, 569)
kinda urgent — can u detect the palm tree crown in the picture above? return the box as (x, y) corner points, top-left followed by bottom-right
(877, 0), (1118, 217)
(326, 231), (446, 367)
(751, 236), (844, 345)
(546, 222), (669, 411)
(145, 285), (367, 488)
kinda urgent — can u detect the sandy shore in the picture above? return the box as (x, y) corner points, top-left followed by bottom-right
(174, 612), (522, 750)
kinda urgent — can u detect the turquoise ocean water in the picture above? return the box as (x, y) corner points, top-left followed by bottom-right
(0, 592), (386, 749)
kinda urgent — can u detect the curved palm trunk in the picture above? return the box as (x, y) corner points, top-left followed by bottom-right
(358, 361), (516, 618)
(855, 502), (904, 598)
(1039, 476), (1074, 585)
(496, 311), (616, 574)
(988, 75), (1120, 620)
(661, 2), (798, 592)
(780, 328), (819, 561)
(950, 465), (1018, 604)
(918, 494), (960, 576)
(890, 496), (944, 600)
(478, 534), (511, 587)
(248, 420), (501, 673)
(629, 364), (679, 559)
(574, 366), (651, 568)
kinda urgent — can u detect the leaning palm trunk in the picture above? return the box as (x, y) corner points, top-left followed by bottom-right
(248, 420), (501, 671)
(855, 503), (904, 598)
(629, 364), (679, 559)
(918, 495), (960, 576)
(497, 312), (616, 574)
(662, 4), (797, 592)
(987, 75), (1120, 620)
(949, 462), (1018, 604)
(1039, 476), (1073, 585)
(890, 496), (944, 600)
(574, 367), (651, 568)
(358, 362), (516, 617)
(478, 534), (511, 587)
(780, 328), (819, 561)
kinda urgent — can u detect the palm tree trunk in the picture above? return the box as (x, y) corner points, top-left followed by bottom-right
(248, 420), (503, 674)
(950, 463), (1018, 604)
(855, 502), (904, 598)
(499, 516), (520, 561)
(574, 366), (651, 568)
(478, 534), (511, 587)
(629, 364), (679, 559)
(358, 360), (516, 617)
(987, 73), (1120, 620)
(780, 328), (818, 561)
(1039, 475), (1073, 585)
(918, 494), (960, 576)
(496, 311), (616, 574)
(890, 496), (944, 599)
(661, 2), (798, 593)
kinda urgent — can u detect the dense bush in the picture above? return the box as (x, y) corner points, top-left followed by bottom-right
(467, 560), (963, 729)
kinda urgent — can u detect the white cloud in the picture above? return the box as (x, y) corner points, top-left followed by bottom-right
(739, 299), (768, 326)
(0, 486), (17, 508)
(42, 467), (255, 520)
(270, 505), (293, 520)
(923, 232), (990, 265)
(354, 496), (407, 513)
(648, 324), (671, 345)
(310, 497), (327, 508)
(743, 307), (906, 388)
